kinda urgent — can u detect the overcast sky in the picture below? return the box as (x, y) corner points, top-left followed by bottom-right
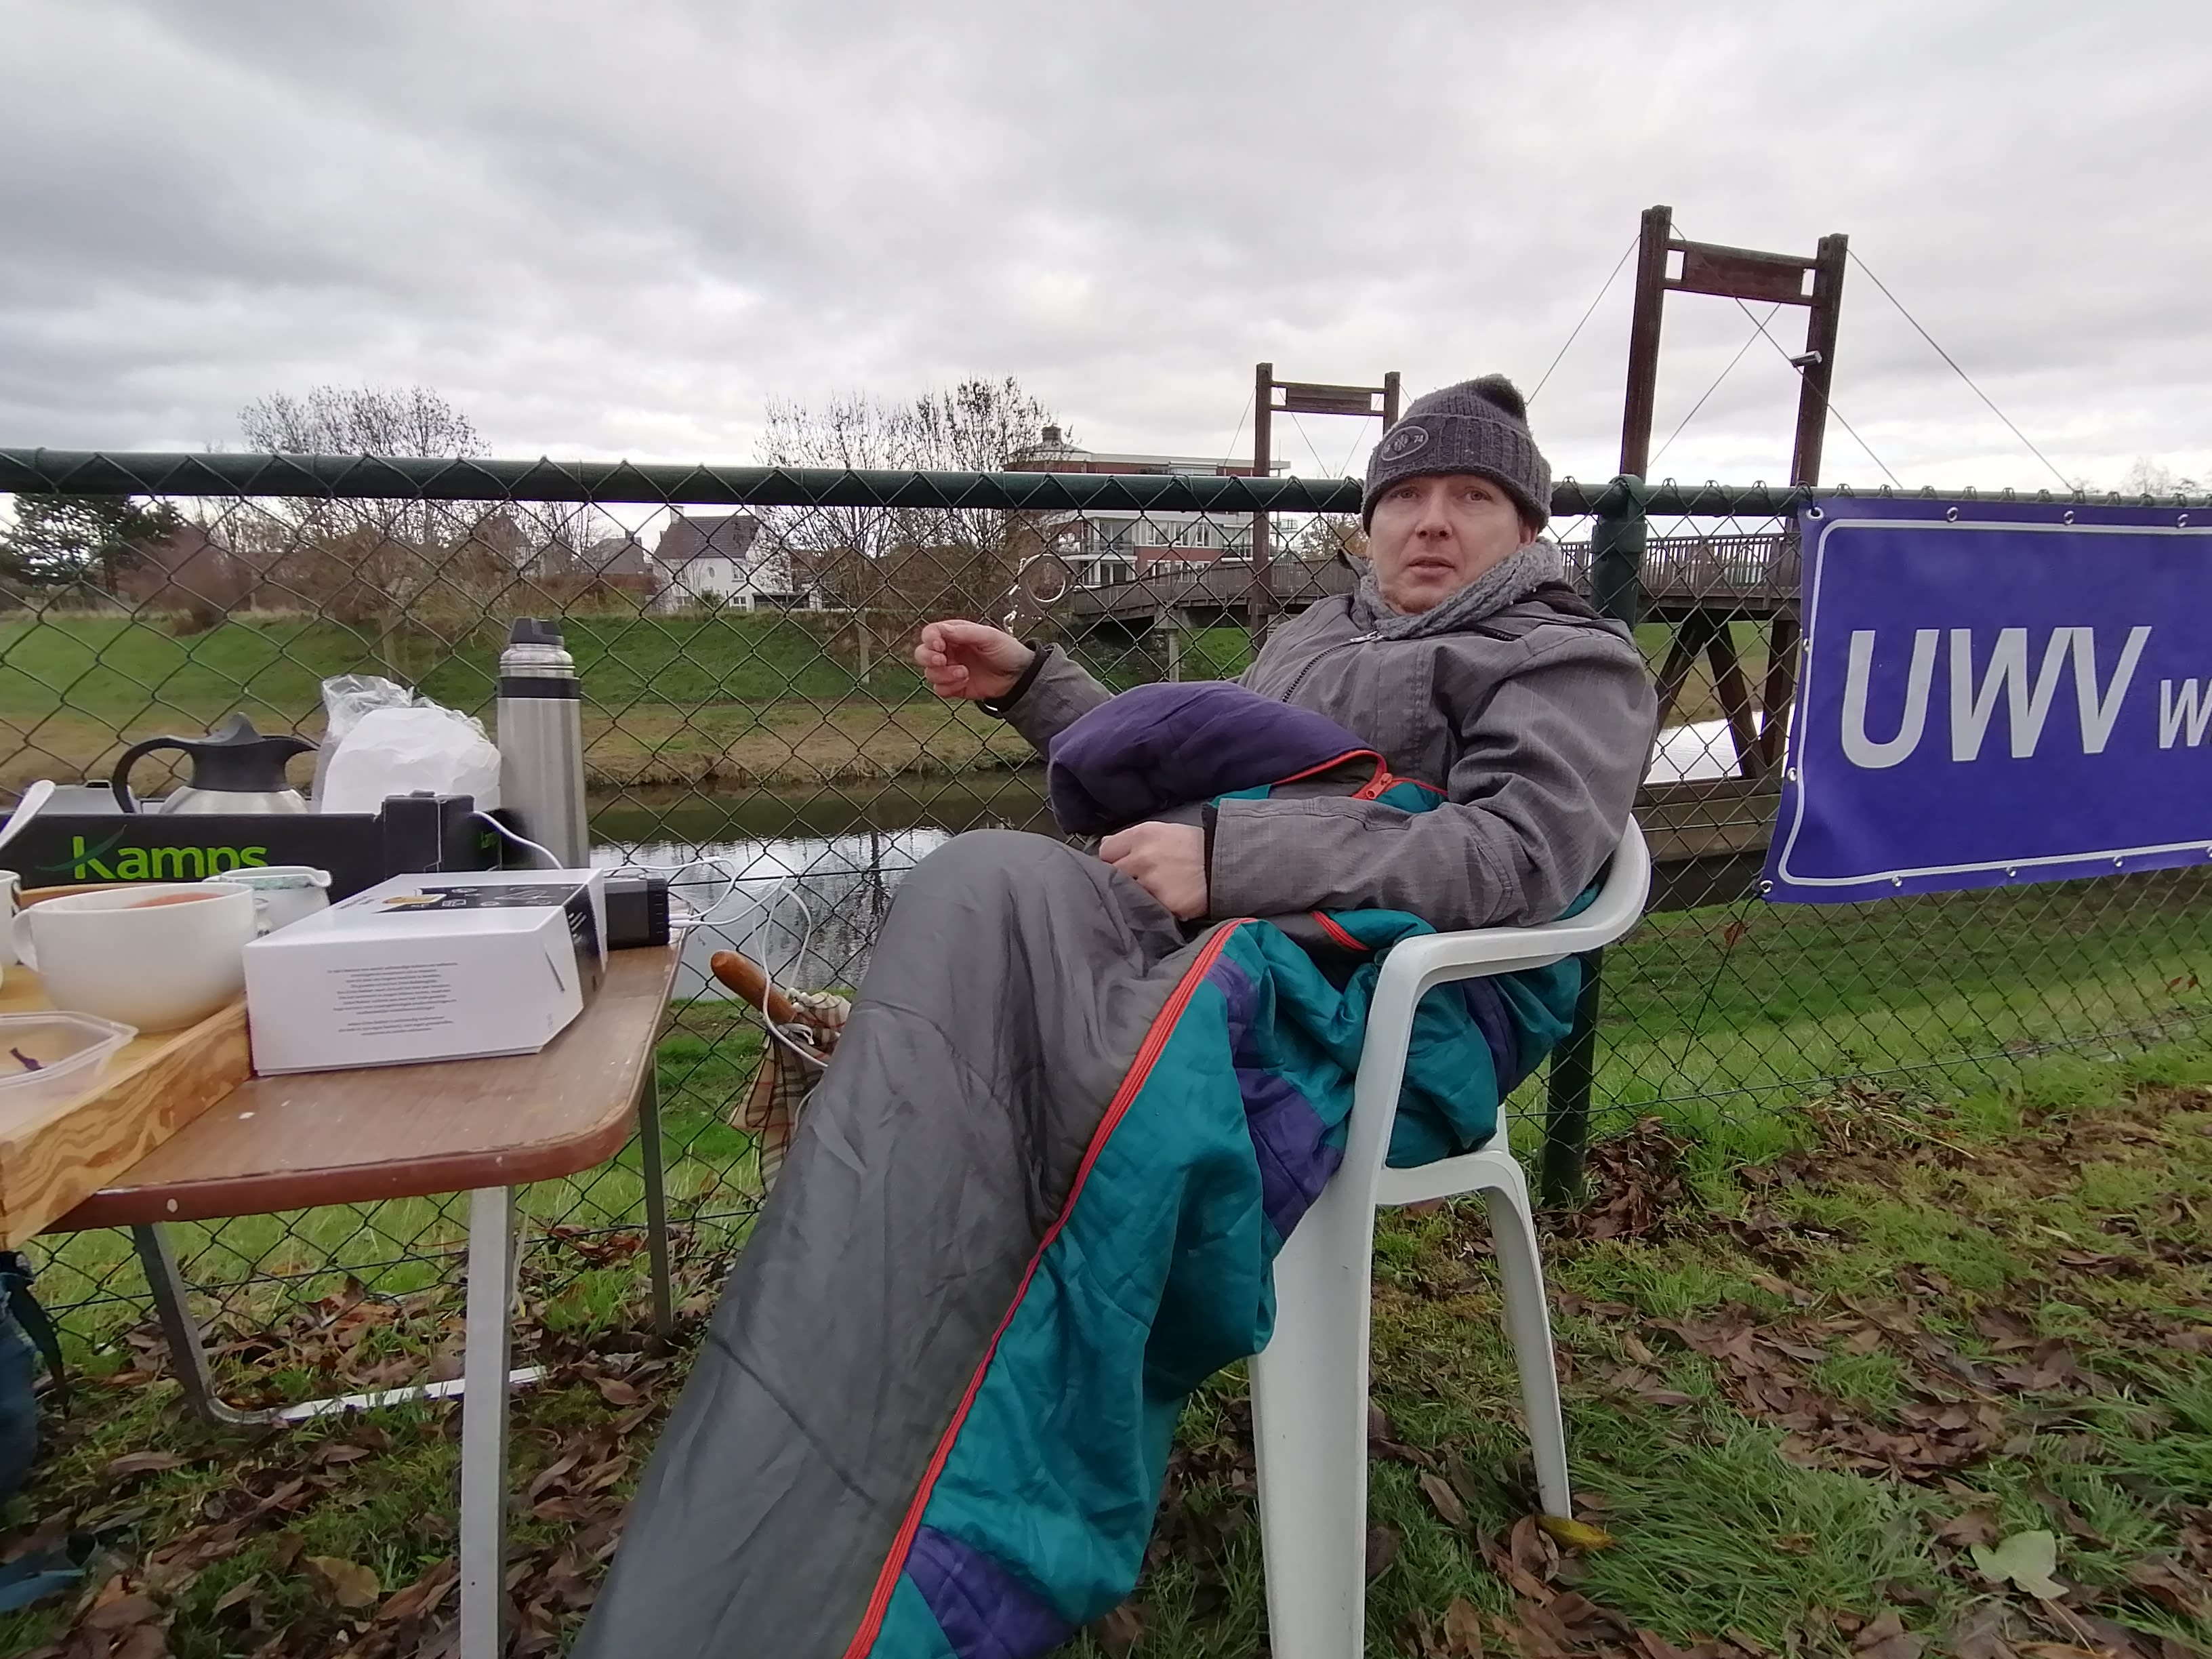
(4, 0), (2207, 493)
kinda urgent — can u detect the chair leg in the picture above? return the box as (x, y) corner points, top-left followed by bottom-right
(1480, 1172), (1573, 1519)
(459, 1185), (523, 1659)
(1248, 1189), (1378, 1659)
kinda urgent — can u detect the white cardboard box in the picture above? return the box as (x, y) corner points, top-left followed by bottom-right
(244, 868), (609, 1074)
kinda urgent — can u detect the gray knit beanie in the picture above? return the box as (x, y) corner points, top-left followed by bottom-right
(1361, 375), (1551, 530)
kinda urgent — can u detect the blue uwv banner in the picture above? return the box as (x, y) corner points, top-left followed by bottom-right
(1765, 496), (2212, 903)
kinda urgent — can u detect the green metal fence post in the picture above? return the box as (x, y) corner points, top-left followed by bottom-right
(1588, 472), (1650, 629)
(1540, 476), (1647, 1209)
(1542, 948), (1607, 1209)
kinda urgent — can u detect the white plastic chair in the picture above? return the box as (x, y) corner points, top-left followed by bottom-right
(1248, 820), (1652, 1659)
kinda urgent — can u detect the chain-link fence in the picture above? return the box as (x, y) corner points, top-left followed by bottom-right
(1, 451), (2206, 1334)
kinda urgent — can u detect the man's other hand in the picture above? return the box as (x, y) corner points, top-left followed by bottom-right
(1100, 821), (1209, 920)
(914, 621), (1035, 701)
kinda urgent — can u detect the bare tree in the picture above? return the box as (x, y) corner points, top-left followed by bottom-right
(2115, 457), (2203, 496)
(231, 386), (516, 636)
(757, 377), (1071, 632)
(239, 385), (483, 459)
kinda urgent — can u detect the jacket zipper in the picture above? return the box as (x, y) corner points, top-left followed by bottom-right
(1275, 629), (1383, 704)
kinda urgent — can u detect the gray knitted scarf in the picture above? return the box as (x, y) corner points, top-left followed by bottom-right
(1347, 537), (1565, 639)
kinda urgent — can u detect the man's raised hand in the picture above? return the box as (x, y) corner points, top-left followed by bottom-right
(913, 620), (1036, 702)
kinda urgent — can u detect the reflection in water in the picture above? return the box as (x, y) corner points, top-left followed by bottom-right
(592, 775), (1053, 996)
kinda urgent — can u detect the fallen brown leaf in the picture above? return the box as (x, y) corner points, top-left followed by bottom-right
(210, 1576), (261, 1616)
(305, 1555), (381, 1610)
(1442, 1595), (1485, 1657)
(1947, 1599), (2024, 1659)
(1420, 1471), (1469, 1529)
(374, 1559), (456, 1625)
(2123, 1556), (2207, 1618)
(100, 1453), (191, 1481)
(1933, 1510), (2004, 1549)
(83, 1593), (163, 1631)
(1852, 1609), (1925, 1659)
(594, 1376), (641, 1408)
(1088, 1601), (1144, 1657)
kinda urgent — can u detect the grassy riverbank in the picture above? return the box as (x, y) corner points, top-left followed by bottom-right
(0, 611), (1743, 795)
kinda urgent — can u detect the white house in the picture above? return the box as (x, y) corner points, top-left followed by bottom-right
(651, 512), (802, 611)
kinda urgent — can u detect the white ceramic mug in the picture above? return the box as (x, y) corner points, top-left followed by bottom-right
(205, 865), (333, 934)
(0, 872), (18, 975)
(14, 882), (256, 1032)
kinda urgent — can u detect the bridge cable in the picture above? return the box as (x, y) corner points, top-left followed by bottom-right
(1663, 210), (1903, 490)
(1528, 232), (1640, 406)
(1646, 306), (1780, 474)
(1218, 392), (1254, 473)
(1732, 298), (1905, 489)
(1846, 249), (2074, 493)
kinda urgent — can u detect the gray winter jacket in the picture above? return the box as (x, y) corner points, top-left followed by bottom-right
(991, 581), (1658, 931)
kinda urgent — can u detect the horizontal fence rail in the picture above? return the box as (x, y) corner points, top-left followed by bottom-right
(9, 449), (2211, 515)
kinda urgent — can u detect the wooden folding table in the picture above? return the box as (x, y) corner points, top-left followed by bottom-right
(47, 941), (684, 1659)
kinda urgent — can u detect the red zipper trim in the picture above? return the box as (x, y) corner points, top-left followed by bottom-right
(838, 922), (1251, 1659)
(1309, 911), (1367, 952)
(1353, 768), (1446, 802)
(1269, 747), (1385, 790)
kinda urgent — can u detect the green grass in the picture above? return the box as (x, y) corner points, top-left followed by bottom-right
(1579, 866), (2211, 1139)
(12, 1027), (2209, 1656)
(0, 611), (952, 790)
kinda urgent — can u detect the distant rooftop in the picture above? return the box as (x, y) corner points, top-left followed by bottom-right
(654, 511), (762, 567)
(1008, 425), (1282, 479)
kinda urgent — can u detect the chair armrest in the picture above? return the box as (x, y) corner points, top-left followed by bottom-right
(1368, 819), (1653, 1008)
(1336, 819), (1652, 1193)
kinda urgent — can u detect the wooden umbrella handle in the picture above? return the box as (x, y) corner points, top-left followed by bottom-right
(710, 949), (802, 1025)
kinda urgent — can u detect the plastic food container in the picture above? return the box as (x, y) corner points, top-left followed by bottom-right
(0, 1012), (138, 1120)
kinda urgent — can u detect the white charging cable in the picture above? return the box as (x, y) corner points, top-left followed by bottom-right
(474, 813), (562, 869)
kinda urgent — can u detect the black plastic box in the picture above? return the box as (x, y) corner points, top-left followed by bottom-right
(0, 794), (501, 900)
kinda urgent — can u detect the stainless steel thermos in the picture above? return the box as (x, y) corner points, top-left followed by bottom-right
(495, 618), (589, 867)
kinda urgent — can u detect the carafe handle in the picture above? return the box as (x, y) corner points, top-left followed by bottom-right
(109, 738), (194, 815)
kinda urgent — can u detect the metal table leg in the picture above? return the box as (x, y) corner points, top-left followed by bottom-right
(134, 1222), (545, 1427)
(459, 1185), (522, 1659)
(638, 1069), (674, 1336)
(131, 1224), (279, 1428)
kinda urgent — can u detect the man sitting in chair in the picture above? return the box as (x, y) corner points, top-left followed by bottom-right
(577, 378), (1656, 1659)
(919, 373), (1656, 928)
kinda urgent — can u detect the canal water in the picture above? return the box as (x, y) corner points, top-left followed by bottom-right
(589, 771), (1053, 996)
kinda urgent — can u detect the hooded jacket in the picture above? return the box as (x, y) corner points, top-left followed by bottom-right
(988, 555), (1658, 930)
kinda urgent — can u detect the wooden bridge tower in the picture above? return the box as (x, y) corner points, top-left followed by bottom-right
(1619, 204), (1848, 777)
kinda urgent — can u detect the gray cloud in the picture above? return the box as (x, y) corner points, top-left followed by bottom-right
(3, 0), (2205, 491)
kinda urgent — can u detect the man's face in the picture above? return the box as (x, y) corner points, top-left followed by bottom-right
(1364, 472), (1536, 614)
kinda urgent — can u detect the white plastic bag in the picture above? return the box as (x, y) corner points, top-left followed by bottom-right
(311, 675), (421, 806)
(319, 703), (503, 816)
